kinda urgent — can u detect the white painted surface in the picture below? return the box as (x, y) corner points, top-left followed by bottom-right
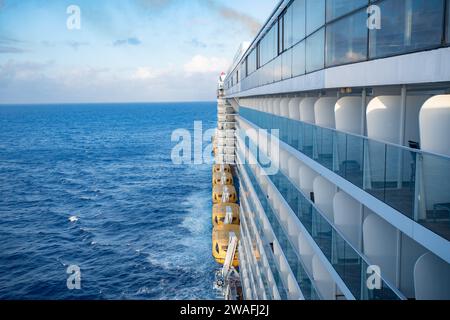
(400, 234), (428, 299)
(313, 176), (336, 222)
(280, 98), (290, 118)
(335, 97), (364, 135)
(420, 95), (450, 156)
(363, 213), (398, 286)
(315, 98), (338, 129)
(312, 255), (336, 300)
(299, 98), (318, 124)
(419, 95), (450, 211)
(333, 191), (362, 250)
(414, 252), (450, 300)
(288, 97), (302, 120)
(299, 164), (317, 197)
(287, 156), (301, 187)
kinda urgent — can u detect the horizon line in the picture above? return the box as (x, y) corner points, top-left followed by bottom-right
(0, 100), (217, 106)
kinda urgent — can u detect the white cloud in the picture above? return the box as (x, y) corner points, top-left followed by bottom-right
(132, 67), (161, 80)
(183, 55), (229, 75)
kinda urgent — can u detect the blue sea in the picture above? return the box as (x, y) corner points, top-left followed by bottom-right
(0, 102), (218, 300)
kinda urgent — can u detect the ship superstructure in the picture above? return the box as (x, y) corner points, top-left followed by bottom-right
(216, 0), (450, 300)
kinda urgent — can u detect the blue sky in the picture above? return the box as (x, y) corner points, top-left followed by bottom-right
(0, 0), (277, 104)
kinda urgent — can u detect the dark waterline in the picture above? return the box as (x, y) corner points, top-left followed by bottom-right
(0, 102), (218, 300)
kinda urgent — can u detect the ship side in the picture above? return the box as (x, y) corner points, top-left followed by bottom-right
(218, 0), (450, 300)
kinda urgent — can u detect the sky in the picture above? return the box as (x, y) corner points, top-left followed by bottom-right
(0, 0), (277, 104)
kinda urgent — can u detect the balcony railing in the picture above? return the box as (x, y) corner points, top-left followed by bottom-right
(238, 150), (322, 300)
(240, 184), (288, 300)
(237, 134), (404, 300)
(239, 107), (450, 241)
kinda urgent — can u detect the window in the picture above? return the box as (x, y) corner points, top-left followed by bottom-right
(447, 0), (450, 44)
(283, 5), (294, 51)
(306, 28), (325, 73)
(274, 55), (282, 82)
(247, 48), (257, 75)
(326, 9), (368, 67)
(369, 0), (445, 59)
(292, 40), (306, 76)
(292, 0), (306, 44)
(326, 0), (368, 22)
(281, 50), (292, 80)
(306, 0), (325, 35)
(259, 23), (279, 67)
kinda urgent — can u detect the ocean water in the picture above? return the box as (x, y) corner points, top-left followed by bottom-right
(0, 102), (218, 300)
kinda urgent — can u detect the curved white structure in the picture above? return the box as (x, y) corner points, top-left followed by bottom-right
(313, 176), (336, 222)
(418, 95), (450, 215)
(288, 97), (302, 120)
(299, 98), (318, 124)
(299, 164), (317, 198)
(420, 95), (450, 156)
(333, 191), (362, 249)
(335, 96), (365, 135)
(312, 255), (336, 300)
(363, 213), (398, 285)
(280, 98), (291, 118)
(414, 252), (450, 300)
(287, 156), (301, 187)
(314, 97), (338, 129)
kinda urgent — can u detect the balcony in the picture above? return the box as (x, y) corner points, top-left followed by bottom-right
(237, 134), (404, 300)
(239, 107), (450, 241)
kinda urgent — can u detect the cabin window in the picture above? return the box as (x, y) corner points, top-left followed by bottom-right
(306, 28), (325, 73)
(281, 50), (292, 80)
(326, 8), (368, 67)
(447, 0), (450, 44)
(326, 0), (368, 22)
(369, 0), (445, 59)
(292, 40), (306, 76)
(306, 0), (325, 36)
(282, 5), (293, 51)
(292, 0), (306, 44)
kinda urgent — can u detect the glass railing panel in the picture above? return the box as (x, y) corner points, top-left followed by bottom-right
(384, 145), (415, 219)
(241, 162), (321, 300)
(342, 133), (365, 189)
(239, 107), (450, 241)
(268, 165), (402, 300)
(316, 126), (335, 170)
(419, 153), (450, 240)
(240, 135), (403, 300)
(240, 163), (289, 300)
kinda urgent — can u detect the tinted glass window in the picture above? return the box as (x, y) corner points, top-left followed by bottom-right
(326, 9), (368, 66)
(281, 50), (292, 79)
(292, 40), (306, 76)
(447, 0), (450, 43)
(326, 0), (368, 21)
(306, 28), (325, 73)
(306, 0), (325, 35)
(369, 0), (444, 58)
(283, 5), (293, 50)
(292, 0), (306, 44)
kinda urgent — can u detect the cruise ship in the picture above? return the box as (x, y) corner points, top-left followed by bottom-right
(212, 0), (450, 300)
